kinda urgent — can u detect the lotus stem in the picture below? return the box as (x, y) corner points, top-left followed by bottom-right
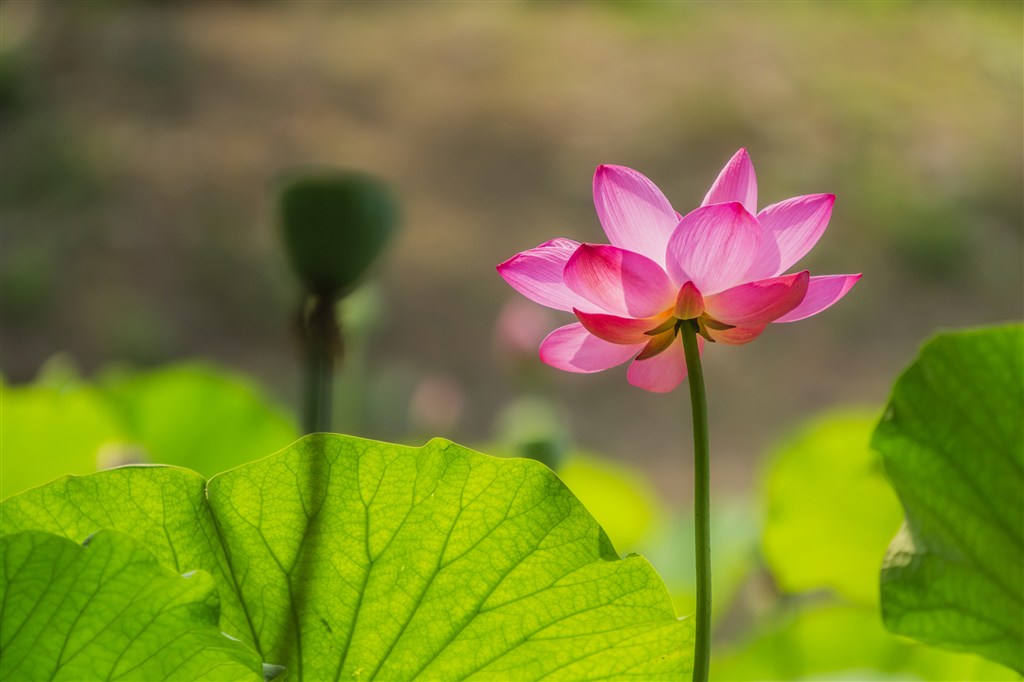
(301, 294), (339, 434)
(681, 319), (711, 682)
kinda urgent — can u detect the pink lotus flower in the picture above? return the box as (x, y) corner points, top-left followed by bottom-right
(497, 149), (861, 393)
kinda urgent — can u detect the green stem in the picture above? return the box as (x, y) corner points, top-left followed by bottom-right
(681, 320), (711, 682)
(301, 294), (339, 434)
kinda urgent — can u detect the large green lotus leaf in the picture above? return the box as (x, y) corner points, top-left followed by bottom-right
(0, 380), (125, 499)
(713, 603), (1017, 681)
(874, 325), (1024, 673)
(0, 466), (254, 651)
(762, 410), (903, 605)
(98, 362), (298, 477)
(0, 530), (262, 681)
(1, 434), (694, 680)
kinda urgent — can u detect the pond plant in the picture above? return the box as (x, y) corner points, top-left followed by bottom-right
(1, 154), (1021, 682)
(498, 149), (860, 681)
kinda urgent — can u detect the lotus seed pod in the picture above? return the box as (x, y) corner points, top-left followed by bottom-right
(278, 170), (399, 299)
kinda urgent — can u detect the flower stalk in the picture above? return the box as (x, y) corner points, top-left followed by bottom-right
(278, 168), (399, 435)
(495, 149), (862, 679)
(300, 294), (341, 434)
(681, 319), (711, 682)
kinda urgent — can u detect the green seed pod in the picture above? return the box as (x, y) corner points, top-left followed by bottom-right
(278, 169), (399, 299)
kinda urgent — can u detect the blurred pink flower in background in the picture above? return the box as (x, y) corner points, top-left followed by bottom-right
(497, 149), (861, 393)
(494, 298), (559, 364)
(409, 373), (465, 436)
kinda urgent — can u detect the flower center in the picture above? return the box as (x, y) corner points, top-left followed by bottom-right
(636, 283), (735, 360)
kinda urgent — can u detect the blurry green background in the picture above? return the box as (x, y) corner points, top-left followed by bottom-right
(2, 1), (1021, 496)
(2, 0), (1024, 489)
(2, 2), (1021, 679)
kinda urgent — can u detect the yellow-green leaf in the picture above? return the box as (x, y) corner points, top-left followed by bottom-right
(0, 530), (262, 681)
(2, 434), (694, 680)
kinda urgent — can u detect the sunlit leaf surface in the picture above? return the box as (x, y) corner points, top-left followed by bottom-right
(98, 362), (298, 477)
(714, 604), (1018, 682)
(1, 434), (693, 680)
(1, 466), (254, 651)
(762, 410), (902, 605)
(874, 325), (1024, 673)
(551, 452), (663, 552)
(0, 362), (297, 500)
(0, 380), (124, 499)
(0, 530), (262, 682)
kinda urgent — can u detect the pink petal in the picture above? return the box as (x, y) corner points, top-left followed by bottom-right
(539, 323), (642, 373)
(593, 165), (679, 265)
(775, 274), (862, 323)
(497, 238), (597, 313)
(702, 148), (757, 215)
(665, 202), (761, 295)
(626, 335), (703, 393)
(704, 271), (810, 326)
(574, 309), (667, 345)
(674, 281), (705, 320)
(563, 244), (676, 318)
(706, 324), (767, 346)
(746, 194), (836, 280)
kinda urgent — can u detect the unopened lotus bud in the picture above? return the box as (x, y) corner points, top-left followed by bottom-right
(278, 170), (399, 299)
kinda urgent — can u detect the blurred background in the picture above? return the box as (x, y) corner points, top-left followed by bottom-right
(1, 2), (1021, 678)
(3, 1), (1021, 492)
